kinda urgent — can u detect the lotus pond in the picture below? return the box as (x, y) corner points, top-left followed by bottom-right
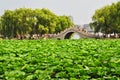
(0, 39), (120, 80)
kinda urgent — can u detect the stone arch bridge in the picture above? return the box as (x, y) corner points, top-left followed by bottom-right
(51, 27), (97, 39)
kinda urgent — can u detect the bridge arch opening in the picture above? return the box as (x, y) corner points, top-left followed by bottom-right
(64, 32), (80, 39)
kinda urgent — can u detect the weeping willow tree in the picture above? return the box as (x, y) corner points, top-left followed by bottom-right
(0, 8), (74, 39)
(90, 1), (120, 35)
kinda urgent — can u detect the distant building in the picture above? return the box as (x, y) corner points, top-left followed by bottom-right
(75, 24), (82, 28)
(83, 24), (94, 34)
(68, 16), (74, 22)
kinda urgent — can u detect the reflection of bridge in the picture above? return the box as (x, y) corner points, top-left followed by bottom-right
(52, 27), (97, 39)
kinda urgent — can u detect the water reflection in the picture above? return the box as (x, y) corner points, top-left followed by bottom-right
(70, 33), (80, 39)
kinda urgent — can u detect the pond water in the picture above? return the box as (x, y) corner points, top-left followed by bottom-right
(70, 33), (80, 39)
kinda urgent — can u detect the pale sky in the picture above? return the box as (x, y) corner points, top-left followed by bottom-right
(0, 0), (119, 25)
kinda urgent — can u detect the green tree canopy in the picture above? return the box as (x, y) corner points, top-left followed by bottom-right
(0, 8), (74, 39)
(90, 1), (120, 34)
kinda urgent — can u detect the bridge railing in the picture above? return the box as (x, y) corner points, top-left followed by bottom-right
(48, 26), (96, 38)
